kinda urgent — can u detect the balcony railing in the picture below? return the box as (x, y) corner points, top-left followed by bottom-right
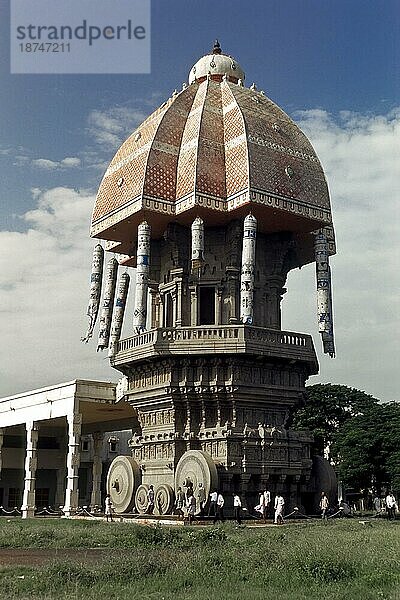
(113, 325), (317, 370)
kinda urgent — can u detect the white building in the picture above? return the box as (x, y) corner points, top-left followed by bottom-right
(0, 379), (135, 517)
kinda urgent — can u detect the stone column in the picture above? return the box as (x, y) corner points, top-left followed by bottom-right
(133, 220), (151, 331)
(226, 267), (239, 324)
(171, 289), (178, 327)
(21, 421), (39, 519)
(55, 467), (67, 509)
(149, 288), (157, 329)
(240, 214), (257, 325)
(90, 431), (104, 510)
(108, 272), (130, 357)
(216, 287), (223, 325)
(315, 230), (335, 357)
(63, 413), (82, 516)
(191, 216), (205, 274)
(190, 286), (198, 326)
(175, 280), (183, 327)
(155, 294), (161, 328)
(265, 277), (285, 329)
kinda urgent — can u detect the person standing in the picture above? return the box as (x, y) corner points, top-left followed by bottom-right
(274, 494), (285, 525)
(197, 483), (206, 517)
(263, 488), (271, 522)
(233, 493), (242, 525)
(175, 486), (185, 517)
(386, 492), (397, 520)
(254, 491), (265, 520)
(105, 494), (113, 522)
(373, 495), (382, 516)
(320, 491), (329, 520)
(186, 491), (196, 526)
(146, 484), (155, 515)
(214, 492), (225, 524)
(208, 490), (217, 516)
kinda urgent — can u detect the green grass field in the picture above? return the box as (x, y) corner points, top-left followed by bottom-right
(0, 518), (399, 600)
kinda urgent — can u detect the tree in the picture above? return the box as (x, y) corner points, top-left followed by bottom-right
(333, 402), (400, 494)
(292, 383), (400, 494)
(292, 383), (379, 456)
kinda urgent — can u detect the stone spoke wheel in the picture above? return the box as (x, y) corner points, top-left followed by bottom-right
(155, 484), (174, 515)
(135, 484), (149, 514)
(106, 456), (141, 514)
(175, 450), (218, 504)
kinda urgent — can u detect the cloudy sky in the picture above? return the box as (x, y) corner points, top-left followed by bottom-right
(0, 0), (399, 401)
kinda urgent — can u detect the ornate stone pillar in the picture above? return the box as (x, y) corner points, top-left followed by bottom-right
(149, 287), (158, 329)
(90, 431), (104, 510)
(226, 267), (239, 324)
(21, 422), (39, 519)
(191, 216), (205, 273)
(315, 230), (335, 356)
(55, 467), (67, 509)
(265, 277), (285, 329)
(171, 288), (178, 327)
(63, 413), (82, 516)
(216, 286), (223, 325)
(190, 285), (198, 326)
(175, 280), (183, 327)
(133, 220), (151, 331)
(155, 294), (161, 328)
(240, 214), (257, 324)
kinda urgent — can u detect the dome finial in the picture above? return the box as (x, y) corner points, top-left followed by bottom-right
(212, 39), (222, 55)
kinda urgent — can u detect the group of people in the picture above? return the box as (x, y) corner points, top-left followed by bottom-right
(174, 484), (199, 525)
(106, 486), (398, 524)
(105, 486), (287, 525)
(374, 492), (398, 520)
(175, 486), (226, 525)
(180, 487), (284, 526)
(320, 491), (399, 520)
(254, 489), (285, 524)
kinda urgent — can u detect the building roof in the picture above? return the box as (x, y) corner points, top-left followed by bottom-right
(91, 46), (335, 265)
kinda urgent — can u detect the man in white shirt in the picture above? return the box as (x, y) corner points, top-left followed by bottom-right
(263, 488), (271, 522)
(197, 483), (206, 517)
(319, 491), (329, 520)
(233, 493), (242, 525)
(274, 494), (285, 524)
(386, 492), (397, 520)
(214, 492), (225, 524)
(208, 490), (217, 516)
(186, 491), (196, 526)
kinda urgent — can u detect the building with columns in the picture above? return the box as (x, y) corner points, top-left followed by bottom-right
(0, 380), (133, 517)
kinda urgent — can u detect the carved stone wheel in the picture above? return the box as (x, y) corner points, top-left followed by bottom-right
(106, 455), (141, 513)
(155, 483), (174, 515)
(135, 484), (149, 514)
(174, 450), (218, 503)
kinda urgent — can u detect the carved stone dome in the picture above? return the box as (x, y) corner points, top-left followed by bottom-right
(91, 46), (335, 265)
(188, 40), (245, 84)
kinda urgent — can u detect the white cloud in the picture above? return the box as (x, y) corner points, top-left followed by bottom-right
(87, 106), (149, 149)
(31, 156), (81, 170)
(0, 187), (117, 396)
(283, 107), (400, 402)
(60, 157), (81, 168)
(31, 158), (59, 170)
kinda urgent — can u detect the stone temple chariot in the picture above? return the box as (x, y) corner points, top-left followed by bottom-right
(85, 42), (336, 515)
